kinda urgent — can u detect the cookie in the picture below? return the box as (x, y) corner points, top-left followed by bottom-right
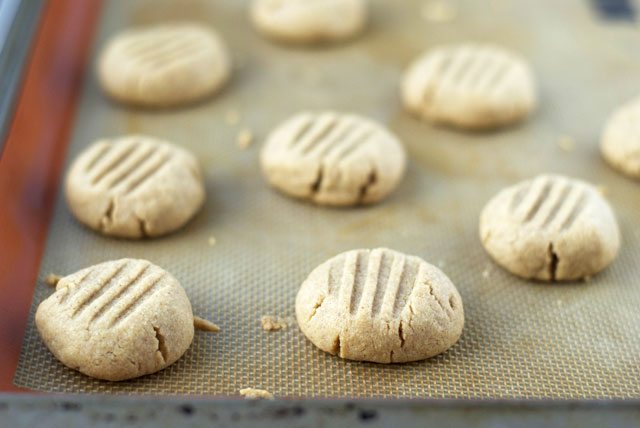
(296, 248), (464, 363)
(35, 259), (194, 381)
(250, 0), (367, 44)
(401, 43), (537, 130)
(98, 23), (230, 107)
(601, 97), (640, 179)
(260, 111), (406, 206)
(65, 135), (205, 238)
(480, 174), (620, 281)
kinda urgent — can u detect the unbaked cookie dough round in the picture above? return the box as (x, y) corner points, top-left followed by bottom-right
(260, 111), (406, 206)
(296, 248), (464, 363)
(601, 97), (640, 179)
(65, 135), (205, 238)
(480, 174), (620, 281)
(35, 259), (194, 381)
(401, 43), (537, 130)
(250, 0), (368, 44)
(98, 23), (231, 107)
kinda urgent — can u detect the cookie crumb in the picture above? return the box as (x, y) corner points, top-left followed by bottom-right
(236, 129), (254, 149)
(225, 109), (240, 125)
(208, 236), (217, 246)
(194, 316), (220, 333)
(596, 184), (608, 196)
(261, 315), (288, 331)
(557, 136), (575, 152)
(421, 0), (457, 23)
(481, 267), (491, 279)
(44, 273), (61, 287)
(240, 388), (274, 400)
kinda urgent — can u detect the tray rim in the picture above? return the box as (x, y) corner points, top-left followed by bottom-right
(0, 0), (103, 393)
(1, 393), (639, 427)
(0, 0), (44, 153)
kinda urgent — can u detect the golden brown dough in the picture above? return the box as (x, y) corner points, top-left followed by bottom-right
(260, 111), (406, 206)
(98, 23), (230, 107)
(601, 97), (640, 178)
(36, 259), (195, 381)
(402, 43), (537, 130)
(296, 248), (464, 363)
(250, 0), (368, 45)
(480, 174), (620, 281)
(65, 135), (205, 239)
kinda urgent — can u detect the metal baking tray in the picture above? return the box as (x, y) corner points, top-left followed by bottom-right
(3, 0), (640, 410)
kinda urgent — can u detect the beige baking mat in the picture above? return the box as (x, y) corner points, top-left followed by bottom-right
(13, 0), (640, 398)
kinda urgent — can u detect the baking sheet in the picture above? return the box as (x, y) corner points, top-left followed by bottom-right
(13, 0), (640, 398)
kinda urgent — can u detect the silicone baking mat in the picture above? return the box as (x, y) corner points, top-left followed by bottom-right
(13, 0), (640, 398)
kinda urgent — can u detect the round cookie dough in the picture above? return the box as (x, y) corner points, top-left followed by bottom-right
(250, 0), (368, 44)
(296, 248), (464, 363)
(401, 43), (537, 130)
(98, 23), (230, 107)
(601, 97), (640, 179)
(65, 135), (205, 239)
(480, 174), (620, 281)
(260, 111), (406, 206)
(35, 259), (194, 381)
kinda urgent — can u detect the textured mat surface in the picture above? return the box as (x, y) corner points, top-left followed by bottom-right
(14, 0), (640, 398)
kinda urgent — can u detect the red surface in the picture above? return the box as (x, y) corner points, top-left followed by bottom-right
(0, 0), (102, 392)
